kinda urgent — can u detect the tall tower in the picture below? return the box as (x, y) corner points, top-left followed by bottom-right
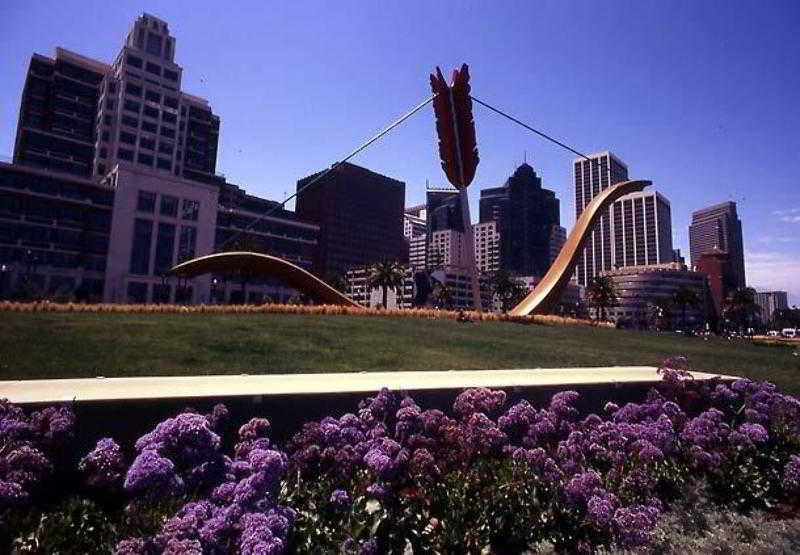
(479, 162), (560, 277)
(610, 190), (674, 269)
(689, 201), (745, 288)
(13, 13), (220, 183)
(573, 152), (629, 285)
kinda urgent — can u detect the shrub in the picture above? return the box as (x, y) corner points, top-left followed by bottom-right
(1, 358), (799, 553)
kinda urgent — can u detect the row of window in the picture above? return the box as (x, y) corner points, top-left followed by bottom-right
(136, 191), (198, 220)
(117, 148), (174, 172)
(129, 217), (196, 276)
(126, 55), (178, 82)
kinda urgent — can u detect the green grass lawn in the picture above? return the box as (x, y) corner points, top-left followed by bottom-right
(0, 312), (798, 394)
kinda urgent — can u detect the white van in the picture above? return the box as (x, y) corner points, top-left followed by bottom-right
(782, 328), (797, 338)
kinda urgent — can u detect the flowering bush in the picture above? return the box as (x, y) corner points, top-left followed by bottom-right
(1, 357), (799, 553)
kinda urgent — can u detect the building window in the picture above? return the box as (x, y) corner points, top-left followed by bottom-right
(143, 106), (159, 120)
(99, 147), (107, 159)
(126, 281), (148, 303)
(160, 127), (175, 139)
(140, 137), (155, 150)
(177, 225), (197, 262)
(137, 190), (156, 212)
(164, 69), (178, 82)
(101, 130), (110, 141)
(145, 89), (160, 103)
(103, 115), (112, 125)
(141, 120), (157, 133)
(157, 158), (172, 171)
(162, 112), (177, 124)
(181, 199), (199, 221)
(158, 142), (173, 155)
(107, 82), (117, 93)
(145, 61), (161, 76)
(121, 115), (138, 128)
(119, 131), (136, 145)
(127, 55), (143, 68)
(154, 222), (176, 274)
(129, 218), (153, 275)
(124, 99), (140, 113)
(160, 195), (178, 217)
(118, 148), (134, 161)
(106, 99), (115, 110)
(146, 33), (162, 57)
(164, 96), (178, 109)
(138, 153), (154, 166)
(125, 82), (142, 97)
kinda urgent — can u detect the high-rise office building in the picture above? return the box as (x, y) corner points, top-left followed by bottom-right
(573, 153), (674, 285)
(15, 14), (219, 183)
(549, 225), (566, 266)
(296, 162), (406, 277)
(689, 201), (745, 288)
(754, 291), (789, 325)
(1, 13), (318, 305)
(610, 190), (674, 268)
(473, 221), (500, 274)
(479, 163), (560, 277)
(573, 152), (629, 285)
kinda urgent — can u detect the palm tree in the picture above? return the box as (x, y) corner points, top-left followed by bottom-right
(672, 286), (701, 330)
(723, 287), (761, 333)
(585, 276), (617, 321)
(367, 260), (407, 309)
(490, 270), (527, 313)
(432, 279), (454, 310)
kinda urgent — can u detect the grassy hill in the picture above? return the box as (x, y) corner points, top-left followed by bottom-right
(1, 312), (798, 394)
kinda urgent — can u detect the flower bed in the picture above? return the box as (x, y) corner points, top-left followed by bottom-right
(1, 357), (799, 553)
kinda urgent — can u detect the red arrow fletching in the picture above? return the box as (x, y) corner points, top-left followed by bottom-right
(430, 64), (479, 190)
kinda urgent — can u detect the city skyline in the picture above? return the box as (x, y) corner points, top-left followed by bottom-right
(1, 1), (798, 302)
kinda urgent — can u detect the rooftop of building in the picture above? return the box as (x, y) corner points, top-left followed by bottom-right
(573, 151), (628, 169)
(691, 200), (739, 217)
(298, 161), (405, 186)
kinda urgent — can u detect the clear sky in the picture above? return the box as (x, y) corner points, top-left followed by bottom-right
(1, 0), (798, 303)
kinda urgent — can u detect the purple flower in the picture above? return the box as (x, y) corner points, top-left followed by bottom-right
(550, 391), (580, 419)
(124, 450), (183, 497)
(612, 501), (662, 548)
(113, 538), (154, 555)
(79, 438), (125, 491)
(0, 479), (28, 508)
(239, 512), (286, 555)
(452, 388), (507, 417)
(783, 455), (800, 493)
(366, 482), (388, 501)
(330, 488), (351, 508)
(565, 470), (602, 507)
(358, 539), (379, 555)
(737, 423), (769, 444)
(239, 418), (271, 441)
(206, 404), (229, 430)
(586, 490), (618, 529)
(163, 538), (203, 555)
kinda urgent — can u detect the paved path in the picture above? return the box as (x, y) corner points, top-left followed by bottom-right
(0, 367), (736, 404)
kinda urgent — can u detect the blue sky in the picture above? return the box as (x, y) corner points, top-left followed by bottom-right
(1, 0), (798, 303)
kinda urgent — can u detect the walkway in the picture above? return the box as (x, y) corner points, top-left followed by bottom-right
(0, 367), (736, 405)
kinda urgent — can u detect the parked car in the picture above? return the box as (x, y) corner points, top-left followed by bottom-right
(782, 328), (798, 338)
(767, 330), (780, 337)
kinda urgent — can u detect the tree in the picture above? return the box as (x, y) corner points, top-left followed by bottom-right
(431, 279), (454, 310)
(490, 270), (527, 313)
(672, 286), (701, 330)
(585, 276), (617, 321)
(774, 308), (800, 329)
(367, 260), (407, 309)
(722, 287), (761, 332)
